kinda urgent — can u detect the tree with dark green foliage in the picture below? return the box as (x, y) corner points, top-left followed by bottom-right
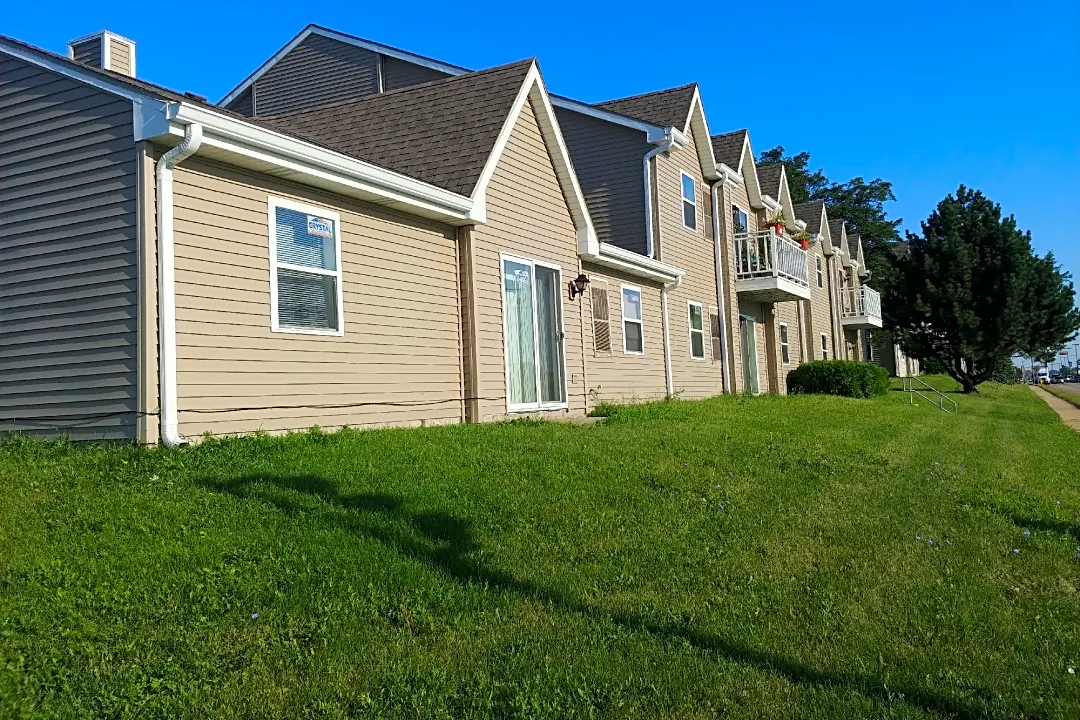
(886, 186), (1080, 393)
(757, 146), (901, 286)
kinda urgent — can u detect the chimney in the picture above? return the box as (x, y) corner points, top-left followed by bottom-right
(67, 31), (136, 77)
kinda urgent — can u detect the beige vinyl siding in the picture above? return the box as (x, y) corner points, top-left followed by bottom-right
(169, 156), (462, 437)
(467, 98), (587, 421)
(774, 301), (802, 393)
(654, 130), (723, 398)
(109, 40), (131, 75)
(581, 264), (667, 406)
(808, 243), (832, 360)
(555, 107), (651, 255)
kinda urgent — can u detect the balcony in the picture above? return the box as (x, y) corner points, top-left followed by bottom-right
(732, 230), (811, 302)
(841, 286), (882, 329)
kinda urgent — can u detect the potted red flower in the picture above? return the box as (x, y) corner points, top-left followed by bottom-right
(770, 211), (786, 236)
(794, 230), (811, 251)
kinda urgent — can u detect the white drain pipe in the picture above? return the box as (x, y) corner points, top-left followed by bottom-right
(155, 123), (203, 447)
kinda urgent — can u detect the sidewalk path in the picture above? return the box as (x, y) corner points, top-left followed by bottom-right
(1030, 386), (1080, 432)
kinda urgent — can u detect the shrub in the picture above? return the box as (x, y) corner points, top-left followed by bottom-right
(787, 361), (889, 399)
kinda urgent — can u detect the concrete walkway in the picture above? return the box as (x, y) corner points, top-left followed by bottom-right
(1030, 386), (1080, 432)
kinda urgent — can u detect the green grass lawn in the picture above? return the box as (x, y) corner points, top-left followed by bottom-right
(2, 379), (1079, 719)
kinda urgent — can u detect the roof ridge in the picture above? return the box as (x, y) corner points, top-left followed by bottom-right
(264, 58), (535, 120)
(711, 128), (747, 139)
(593, 81), (697, 107)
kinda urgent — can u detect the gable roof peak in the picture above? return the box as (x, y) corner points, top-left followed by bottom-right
(592, 82), (698, 130)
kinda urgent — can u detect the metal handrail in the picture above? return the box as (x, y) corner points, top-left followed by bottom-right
(841, 287), (882, 320)
(733, 230), (809, 287)
(902, 376), (958, 413)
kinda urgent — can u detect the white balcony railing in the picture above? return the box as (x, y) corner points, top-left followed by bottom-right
(841, 286), (882, 321)
(733, 230), (809, 287)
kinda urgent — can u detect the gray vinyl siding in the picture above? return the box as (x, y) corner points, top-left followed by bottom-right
(0, 54), (139, 440)
(70, 37), (102, 68)
(226, 86), (254, 116)
(380, 55), (452, 91)
(554, 106), (650, 255)
(252, 34), (379, 116)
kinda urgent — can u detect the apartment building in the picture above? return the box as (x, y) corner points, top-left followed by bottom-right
(0, 25), (887, 442)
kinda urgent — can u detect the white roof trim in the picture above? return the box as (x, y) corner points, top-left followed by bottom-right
(550, 95), (670, 140)
(683, 88), (720, 181)
(469, 63), (598, 255)
(589, 243), (684, 285)
(739, 132), (765, 209)
(0, 39), (479, 223)
(219, 25), (470, 107)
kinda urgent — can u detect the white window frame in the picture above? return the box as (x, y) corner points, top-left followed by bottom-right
(821, 333), (829, 360)
(267, 196), (345, 337)
(621, 284), (644, 355)
(680, 171), (697, 230)
(779, 323), (790, 365)
(731, 204), (749, 234)
(499, 252), (569, 414)
(687, 301), (705, 360)
(816, 256), (823, 288)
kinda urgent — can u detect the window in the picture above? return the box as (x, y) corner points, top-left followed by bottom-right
(816, 256), (823, 287)
(268, 197), (344, 335)
(688, 302), (705, 359)
(501, 255), (567, 411)
(821, 333), (829, 360)
(779, 323), (790, 365)
(731, 205), (749, 233)
(591, 283), (611, 355)
(622, 285), (643, 354)
(681, 172), (697, 230)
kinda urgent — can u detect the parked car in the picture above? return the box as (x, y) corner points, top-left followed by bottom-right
(1049, 371), (1063, 384)
(1066, 373), (1079, 383)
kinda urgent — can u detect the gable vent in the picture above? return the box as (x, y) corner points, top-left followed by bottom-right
(67, 31), (136, 77)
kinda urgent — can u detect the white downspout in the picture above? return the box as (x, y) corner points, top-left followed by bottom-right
(643, 136), (677, 259)
(155, 123), (203, 447)
(661, 277), (681, 398)
(710, 178), (731, 393)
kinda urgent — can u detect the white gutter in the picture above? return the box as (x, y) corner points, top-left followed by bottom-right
(155, 123), (203, 447)
(589, 243), (684, 286)
(642, 132), (681, 259)
(710, 178), (732, 393)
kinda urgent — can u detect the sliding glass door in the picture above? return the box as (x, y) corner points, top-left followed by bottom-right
(502, 256), (567, 411)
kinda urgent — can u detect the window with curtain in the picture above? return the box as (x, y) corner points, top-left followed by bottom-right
(622, 286), (643, 354)
(780, 323), (790, 365)
(731, 205), (749, 233)
(269, 198), (342, 334)
(502, 257), (566, 410)
(681, 172), (697, 230)
(688, 302), (705, 359)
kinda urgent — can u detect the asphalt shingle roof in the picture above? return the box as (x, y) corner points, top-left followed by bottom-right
(847, 232), (862, 260)
(828, 218), (846, 248)
(711, 130), (746, 171)
(257, 60), (535, 196)
(756, 164), (784, 199)
(793, 200), (825, 230)
(593, 83), (697, 130)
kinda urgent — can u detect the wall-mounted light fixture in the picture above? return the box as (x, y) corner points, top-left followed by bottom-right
(568, 273), (590, 300)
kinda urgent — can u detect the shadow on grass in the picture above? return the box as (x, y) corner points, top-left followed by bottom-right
(203, 473), (996, 720)
(975, 501), (1080, 544)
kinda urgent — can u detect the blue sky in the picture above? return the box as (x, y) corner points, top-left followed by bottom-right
(6, 1), (1079, 294)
